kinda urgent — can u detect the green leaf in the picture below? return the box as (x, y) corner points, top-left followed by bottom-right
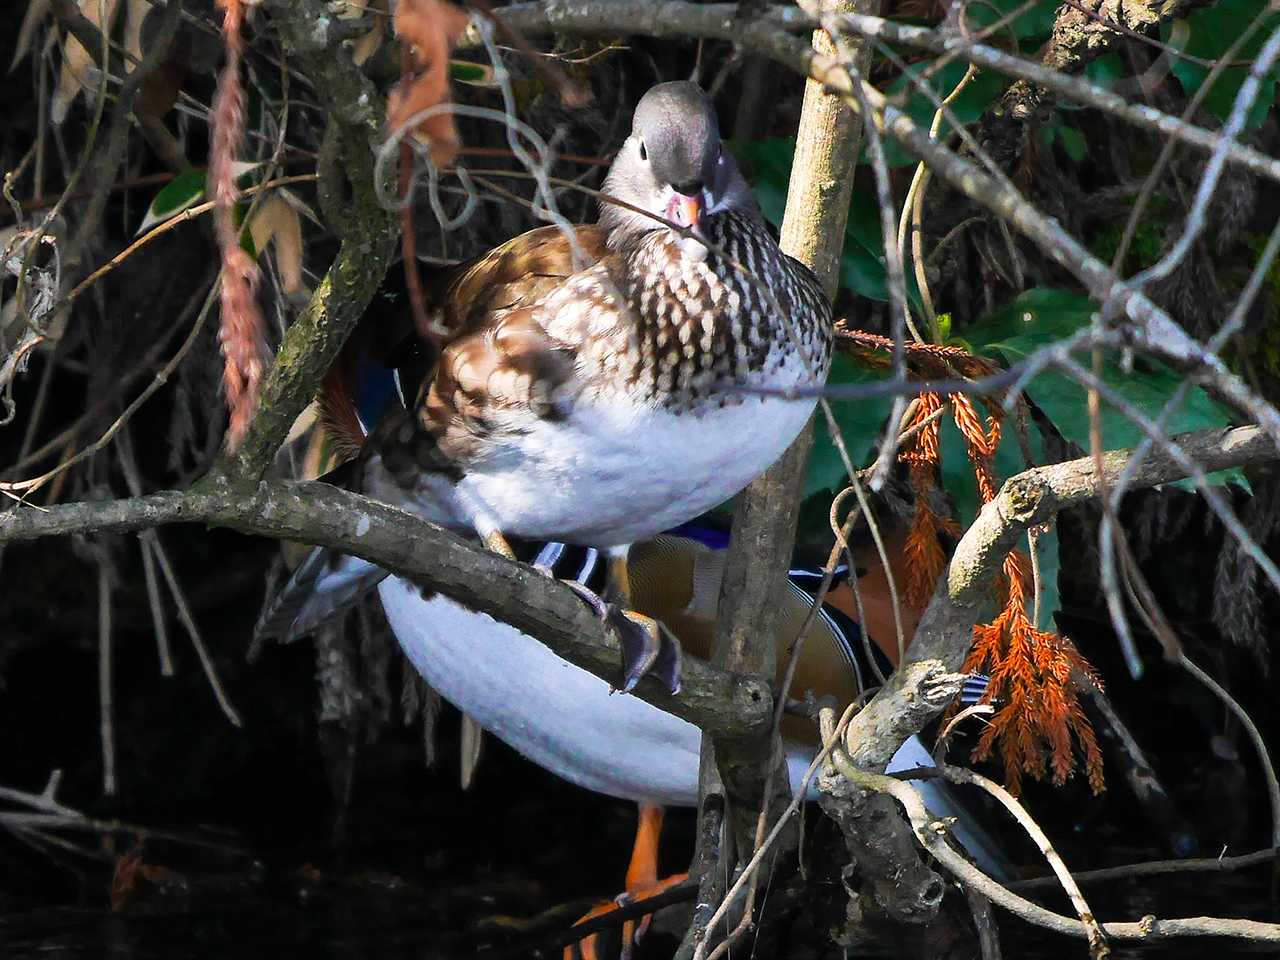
(235, 201), (256, 257)
(1079, 52), (1126, 96)
(734, 138), (911, 304)
(136, 168), (206, 235)
(1033, 528), (1062, 632)
(1163, 0), (1280, 130)
(449, 59), (497, 87)
(804, 354), (894, 497)
(1055, 125), (1087, 164)
(968, 287), (1244, 473)
(879, 63), (1008, 167)
(960, 0), (1060, 44)
(136, 162), (263, 236)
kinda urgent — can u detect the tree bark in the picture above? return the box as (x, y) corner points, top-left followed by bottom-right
(698, 0), (878, 924)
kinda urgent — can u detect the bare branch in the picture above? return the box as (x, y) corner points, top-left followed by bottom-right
(486, 3), (1280, 185)
(829, 746), (1280, 944)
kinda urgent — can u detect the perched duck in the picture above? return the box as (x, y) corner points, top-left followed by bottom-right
(258, 79), (1003, 956)
(270, 79), (832, 692)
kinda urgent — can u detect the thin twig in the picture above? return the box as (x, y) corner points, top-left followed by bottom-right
(97, 553), (115, 797)
(148, 531), (243, 728)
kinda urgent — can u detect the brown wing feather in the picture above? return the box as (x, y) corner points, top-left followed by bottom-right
(425, 224), (610, 336)
(422, 307), (578, 464)
(373, 225), (608, 481)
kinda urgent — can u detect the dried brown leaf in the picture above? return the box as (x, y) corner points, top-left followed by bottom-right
(338, 0), (388, 66)
(12, 0), (52, 72)
(248, 194), (305, 296)
(52, 0), (123, 124)
(390, 0), (471, 167)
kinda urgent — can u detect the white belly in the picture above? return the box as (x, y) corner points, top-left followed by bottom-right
(395, 392), (817, 547)
(380, 575), (704, 804)
(378, 572), (1016, 886)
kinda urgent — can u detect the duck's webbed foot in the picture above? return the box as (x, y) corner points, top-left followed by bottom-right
(530, 543), (682, 695)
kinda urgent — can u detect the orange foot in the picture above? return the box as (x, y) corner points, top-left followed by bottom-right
(565, 804), (689, 960)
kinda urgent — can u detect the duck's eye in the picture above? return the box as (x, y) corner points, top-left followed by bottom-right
(639, 140), (647, 161)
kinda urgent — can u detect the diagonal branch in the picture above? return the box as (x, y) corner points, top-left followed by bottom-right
(0, 479), (773, 740)
(486, 2), (1280, 185)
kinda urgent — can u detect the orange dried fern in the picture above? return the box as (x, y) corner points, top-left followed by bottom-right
(899, 392), (959, 607)
(390, 0), (471, 167)
(839, 327), (1106, 794)
(964, 552), (1106, 796)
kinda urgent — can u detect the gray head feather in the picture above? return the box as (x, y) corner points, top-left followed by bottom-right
(599, 81), (759, 246)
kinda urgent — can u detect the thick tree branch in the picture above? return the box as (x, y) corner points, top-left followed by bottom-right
(0, 479), (772, 738)
(703, 0), (874, 865)
(981, 0), (1203, 170)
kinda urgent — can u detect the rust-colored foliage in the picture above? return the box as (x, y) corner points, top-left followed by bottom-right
(900, 392), (960, 607)
(951, 391), (1002, 502)
(212, 0), (267, 451)
(834, 324), (995, 379)
(390, 0), (472, 168)
(963, 552), (1106, 796)
(110, 843), (172, 911)
(836, 325), (1106, 794)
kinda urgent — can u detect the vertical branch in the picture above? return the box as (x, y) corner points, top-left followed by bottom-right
(777, 1), (869, 301)
(700, 0), (876, 890)
(97, 554), (115, 797)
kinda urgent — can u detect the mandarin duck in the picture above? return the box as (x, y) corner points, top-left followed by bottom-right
(265, 517), (1002, 958)
(260, 346), (1006, 959)
(265, 79), (832, 694)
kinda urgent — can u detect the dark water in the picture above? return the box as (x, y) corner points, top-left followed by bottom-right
(3, 845), (1279, 959)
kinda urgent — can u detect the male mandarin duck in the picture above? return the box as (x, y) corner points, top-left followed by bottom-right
(264, 519), (1002, 957)
(268, 79), (832, 693)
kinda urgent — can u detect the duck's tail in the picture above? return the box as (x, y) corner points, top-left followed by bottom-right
(257, 289), (424, 644)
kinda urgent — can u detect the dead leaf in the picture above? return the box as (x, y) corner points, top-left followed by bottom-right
(11, 0), (53, 72)
(52, 0), (123, 125)
(460, 714), (484, 790)
(124, 0), (148, 63)
(337, 0), (388, 66)
(110, 845), (143, 911)
(247, 193), (305, 296)
(389, 0), (471, 167)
